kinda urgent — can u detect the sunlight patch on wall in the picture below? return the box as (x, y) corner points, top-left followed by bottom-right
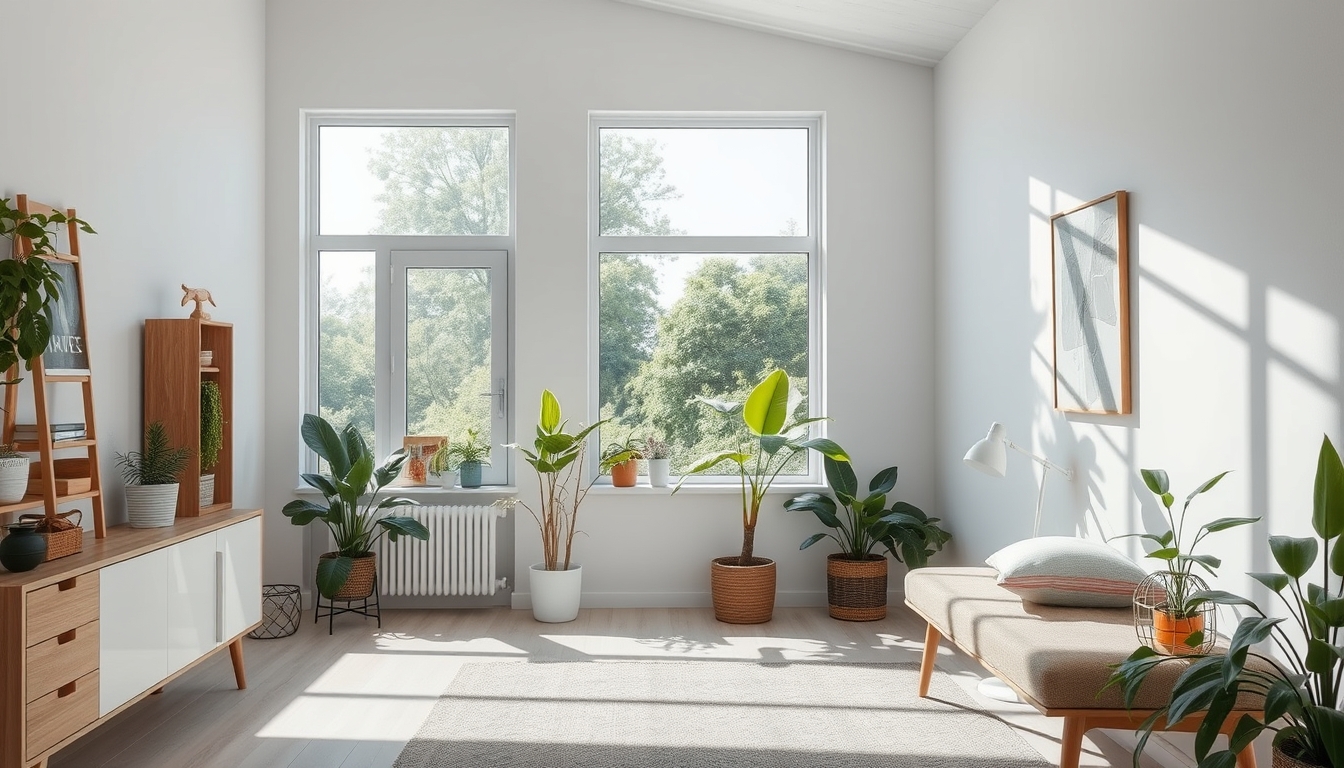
(1267, 286), (1339, 384)
(1140, 226), (1248, 329)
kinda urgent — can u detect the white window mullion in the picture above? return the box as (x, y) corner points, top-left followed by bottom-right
(374, 247), (393, 463)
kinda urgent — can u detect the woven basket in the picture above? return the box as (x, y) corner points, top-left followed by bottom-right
(826, 554), (888, 621)
(320, 552), (377, 600)
(710, 556), (775, 624)
(19, 511), (83, 562)
(1273, 743), (1329, 768)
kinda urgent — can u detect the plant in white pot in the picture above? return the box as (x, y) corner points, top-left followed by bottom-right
(199, 380), (223, 506)
(117, 421), (190, 528)
(501, 390), (607, 623)
(433, 428), (491, 489)
(0, 444), (30, 504)
(644, 436), (671, 488)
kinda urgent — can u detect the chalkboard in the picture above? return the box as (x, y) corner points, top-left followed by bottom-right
(43, 259), (90, 375)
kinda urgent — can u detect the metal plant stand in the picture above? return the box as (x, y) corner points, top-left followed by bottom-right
(314, 573), (381, 635)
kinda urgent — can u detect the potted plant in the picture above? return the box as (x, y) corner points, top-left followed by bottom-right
(1107, 435), (1344, 768)
(116, 421), (191, 528)
(674, 369), (849, 624)
(426, 438), (454, 488)
(199, 380), (223, 506)
(502, 390), (607, 623)
(644, 436), (671, 488)
(1117, 468), (1258, 654)
(431, 428), (491, 488)
(282, 414), (429, 600)
(786, 456), (951, 621)
(600, 436), (643, 487)
(0, 198), (93, 382)
(0, 443), (29, 504)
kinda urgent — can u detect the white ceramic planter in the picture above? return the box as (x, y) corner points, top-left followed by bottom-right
(529, 563), (582, 623)
(647, 458), (671, 488)
(437, 470), (457, 489)
(199, 473), (215, 507)
(126, 483), (179, 528)
(0, 456), (30, 504)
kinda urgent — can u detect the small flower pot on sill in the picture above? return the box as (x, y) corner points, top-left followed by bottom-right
(646, 458), (671, 488)
(610, 460), (638, 487)
(458, 461), (483, 488)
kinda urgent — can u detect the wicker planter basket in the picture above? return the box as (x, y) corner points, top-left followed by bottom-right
(826, 554), (888, 621)
(1273, 742), (1330, 768)
(19, 511), (82, 562)
(320, 552), (376, 600)
(710, 556), (775, 624)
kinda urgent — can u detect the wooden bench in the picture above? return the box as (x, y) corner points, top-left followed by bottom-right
(905, 567), (1264, 768)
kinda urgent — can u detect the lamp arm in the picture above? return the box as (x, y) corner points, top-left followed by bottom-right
(1005, 440), (1074, 480)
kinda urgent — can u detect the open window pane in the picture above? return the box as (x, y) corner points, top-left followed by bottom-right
(598, 253), (810, 475)
(319, 126), (510, 236)
(598, 128), (808, 237)
(318, 251), (375, 449)
(404, 267), (493, 442)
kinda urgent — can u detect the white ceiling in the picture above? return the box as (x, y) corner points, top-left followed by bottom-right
(611, 0), (998, 66)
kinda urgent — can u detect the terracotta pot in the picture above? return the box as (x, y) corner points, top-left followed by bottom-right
(320, 552), (376, 600)
(710, 556), (775, 624)
(1273, 740), (1330, 768)
(610, 460), (638, 487)
(1154, 610), (1204, 655)
(826, 554), (887, 621)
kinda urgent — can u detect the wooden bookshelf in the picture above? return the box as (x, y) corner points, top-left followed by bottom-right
(143, 318), (233, 518)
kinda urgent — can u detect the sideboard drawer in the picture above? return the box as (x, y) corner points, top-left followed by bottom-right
(27, 573), (99, 646)
(26, 620), (99, 703)
(25, 670), (98, 760)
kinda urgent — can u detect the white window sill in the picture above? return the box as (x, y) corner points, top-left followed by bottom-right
(293, 485), (518, 498)
(585, 482), (827, 495)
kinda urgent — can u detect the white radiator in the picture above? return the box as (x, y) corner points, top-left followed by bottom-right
(375, 505), (509, 597)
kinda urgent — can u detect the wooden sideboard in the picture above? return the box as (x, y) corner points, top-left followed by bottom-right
(0, 509), (262, 768)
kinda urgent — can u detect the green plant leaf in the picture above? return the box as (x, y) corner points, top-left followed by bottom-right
(1227, 714), (1266, 755)
(1264, 678), (1305, 724)
(540, 389), (561, 432)
(301, 413), (350, 477)
(1147, 547), (1180, 561)
(281, 499), (329, 525)
(1308, 706), (1344, 768)
(1305, 638), (1336, 674)
(1194, 684), (1238, 760)
(1187, 590), (1262, 612)
(742, 369), (790, 436)
(1167, 656), (1229, 725)
(1313, 435), (1344, 540)
(795, 437), (849, 460)
(1187, 471), (1232, 503)
(300, 473), (337, 496)
(825, 456), (857, 499)
(799, 533), (829, 550)
(1224, 616), (1282, 687)
(378, 516), (430, 541)
(316, 555), (354, 599)
(692, 396), (742, 415)
(869, 466), (899, 495)
(1248, 572), (1291, 593)
(1177, 553), (1223, 573)
(759, 435), (789, 455)
(1141, 468), (1170, 495)
(1199, 516), (1259, 534)
(1270, 535), (1319, 578)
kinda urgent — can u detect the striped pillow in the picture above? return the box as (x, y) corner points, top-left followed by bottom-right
(985, 537), (1146, 608)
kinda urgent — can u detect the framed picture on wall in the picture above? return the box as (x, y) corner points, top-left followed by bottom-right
(1050, 190), (1130, 415)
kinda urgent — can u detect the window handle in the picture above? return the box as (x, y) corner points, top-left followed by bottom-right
(478, 378), (505, 419)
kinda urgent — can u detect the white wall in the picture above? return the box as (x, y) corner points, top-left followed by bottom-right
(936, 1), (1344, 761)
(0, 1), (266, 528)
(264, 0), (935, 604)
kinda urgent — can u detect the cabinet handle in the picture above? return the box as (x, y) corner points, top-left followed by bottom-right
(216, 551), (225, 644)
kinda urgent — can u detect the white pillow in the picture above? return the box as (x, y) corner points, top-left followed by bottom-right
(985, 537), (1146, 608)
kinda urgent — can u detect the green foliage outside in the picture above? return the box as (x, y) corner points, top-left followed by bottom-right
(319, 130), (812, 474)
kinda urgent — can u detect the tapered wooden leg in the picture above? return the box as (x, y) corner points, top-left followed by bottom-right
(1060, 716), (1087, 768)
(1235, 745), (1257, 768)
(229, 638), (247, 689)
(151, 687), (164, 694)
(918, 623), (941, 697)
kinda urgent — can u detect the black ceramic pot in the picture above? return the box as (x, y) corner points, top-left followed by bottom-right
(0, 523), (47, 572)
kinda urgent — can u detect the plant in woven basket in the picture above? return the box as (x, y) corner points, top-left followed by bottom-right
(0, 198), (94, 383)
(200, 380), (223, 473)
(116, 421), (191, 486)
(786, 456), (951, 567)
(282, 413), (429, 598)
(1106, 435), (1344, 768)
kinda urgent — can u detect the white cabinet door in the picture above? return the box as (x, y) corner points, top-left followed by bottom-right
(167, 532), (218, 675)
(218, 517), (261, 640)
(99, 549), (169, 716)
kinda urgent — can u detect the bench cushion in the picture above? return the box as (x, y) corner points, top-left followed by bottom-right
(905, 567), (1268, 712)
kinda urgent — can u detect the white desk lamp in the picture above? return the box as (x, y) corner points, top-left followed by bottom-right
(962, 421), (1075, 702)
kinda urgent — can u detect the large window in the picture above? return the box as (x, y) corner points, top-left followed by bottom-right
(305, 115), (512, 485)
(590, 116), (822, 480)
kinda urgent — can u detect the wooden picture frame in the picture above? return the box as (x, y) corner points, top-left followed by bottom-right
(42, 257), (91, 376)
(1051, 191), (1131, 415)
(400, 435), (446, 486)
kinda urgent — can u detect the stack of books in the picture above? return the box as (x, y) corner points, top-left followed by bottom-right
(13, 422), (87, 443)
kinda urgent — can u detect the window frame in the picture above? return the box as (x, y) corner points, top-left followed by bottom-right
(301, 111), (515, 484)
(586, 112), (826, 486)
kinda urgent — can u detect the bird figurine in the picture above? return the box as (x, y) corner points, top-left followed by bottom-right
(181, 284), (217, 320)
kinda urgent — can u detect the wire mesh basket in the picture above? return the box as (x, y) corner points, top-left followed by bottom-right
(249, 584), (302, 639)
(1133, 571), (1216, 655)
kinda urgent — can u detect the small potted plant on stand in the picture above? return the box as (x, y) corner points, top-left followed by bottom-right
(0, 444), (30, 504)
(786, 456), (951, 620)
(433, 428), (491, 488)
(199, 381), (223, 506)
(644, 437), (671, 488)
(117, 421), (191, 528)
(1118, 468), (1258, 655)
(600, 436), (643, 487)
(675, 369), (850, 624)
(1108, 435), (1344, 768)
(282, 414), (429, 601)
(502, 390), (607, 623)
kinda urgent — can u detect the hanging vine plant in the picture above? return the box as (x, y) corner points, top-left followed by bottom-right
(200, 380), (223, 473)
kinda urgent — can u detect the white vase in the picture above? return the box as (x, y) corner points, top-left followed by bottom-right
(126, 483), (179, 528)
(529, 563), (582, 623)
(0, 456), (30, 504)
(437, 470), (457, 489)
(199, 473), (215, 507)
(647, 458), (671, 488)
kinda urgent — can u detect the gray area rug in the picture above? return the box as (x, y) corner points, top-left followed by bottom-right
(395, 660), (1051, 767)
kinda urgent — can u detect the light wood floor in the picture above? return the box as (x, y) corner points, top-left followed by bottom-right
(50, 605), (1161, 768)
